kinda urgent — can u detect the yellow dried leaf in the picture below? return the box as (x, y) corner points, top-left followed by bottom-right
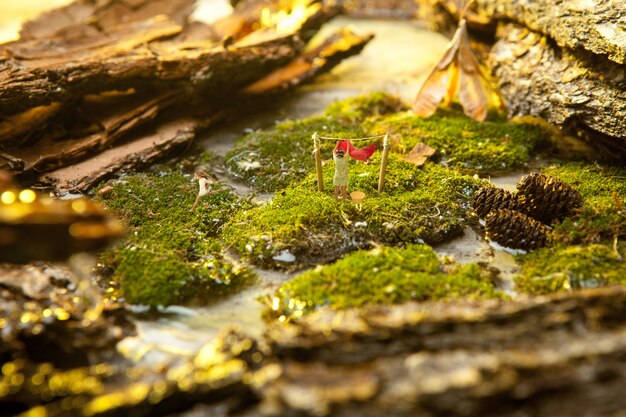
(413, 17), (494, 122)
(404, 143), (437, 166)
(413, 66), (452, 117)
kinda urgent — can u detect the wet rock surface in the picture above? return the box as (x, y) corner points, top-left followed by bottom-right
(0, 262), (132, 368)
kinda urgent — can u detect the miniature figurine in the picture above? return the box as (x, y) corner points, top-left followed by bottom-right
(333, 148), (349, 200)
(335, 140), (376, 164)
(190, 170), (219, 211)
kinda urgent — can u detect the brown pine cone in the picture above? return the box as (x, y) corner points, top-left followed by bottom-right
(516, 173), (583, 224)
(485, 209), (550, 251)
(472, 186), (520, 219)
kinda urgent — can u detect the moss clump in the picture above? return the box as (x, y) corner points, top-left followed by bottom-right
(367, 109), (549, 174)
(222, 157), (482, 269)
(268, 244), (504, 319)
(96, 161), (255, 307)
(324, 91), (408, 122)
(225, 115), (366, 193)
(513, 162), (626, 295)
(514, 243), (626, 295)
(541, 162), (626, 244)
(226, 93), (552, 192)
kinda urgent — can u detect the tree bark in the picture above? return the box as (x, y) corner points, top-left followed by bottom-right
(486, 23), (626, 156)
(0, 19), (302, 117)
(259, 286), (626, 417)
(0, 0), (371, 191)
(475, 0), (626, 65)
(29, 28), (374, 192)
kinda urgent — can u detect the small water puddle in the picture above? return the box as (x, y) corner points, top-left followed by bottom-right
(118, 268), (293, 365)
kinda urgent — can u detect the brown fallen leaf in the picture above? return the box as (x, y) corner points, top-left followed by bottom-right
(413, 9), (493, 122)
(404, 142), (436, 166)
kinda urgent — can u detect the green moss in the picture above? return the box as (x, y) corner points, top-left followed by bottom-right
(514, 243), (626, 295)
(367, 109), (549, 173)
(541, 162), (626, 244)
(324, 91), (408, 122)
(222, 158), (482, 269)
(96, 160), (256, 307)
(268, 244), (504, 319)
(226, 93), (551, 192)
(513, 162), (626, 295)
(225, 116), (366, 192)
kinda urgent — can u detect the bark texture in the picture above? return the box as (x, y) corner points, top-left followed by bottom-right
(258, 286), (626, 417)
(0, 21), (301, 117)
(476, 0), (626, 65)
(5, 286), (626, 417)
(486, 23), (626, 155)
(460, 0), (626, 154)
(0, 0), (372, 191)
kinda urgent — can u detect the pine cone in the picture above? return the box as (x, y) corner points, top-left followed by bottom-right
(516, 173), (583, 224)
(485, 209), (549, 251)
(472, 186), (520, 218)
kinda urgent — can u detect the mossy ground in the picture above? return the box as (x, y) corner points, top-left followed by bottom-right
(92, 92), (624, 309)
(515, 243), (626, 295)
(95, 158), (256, 307)
(222, 157), (483, 269)
(226, 93), (550, 192)
(514, 162), (626, 295)
(267, 244), (505, 320)
(368, 109), (550, 173)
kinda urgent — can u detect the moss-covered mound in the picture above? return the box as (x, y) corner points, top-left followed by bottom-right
(542, 163), (626, 245)
(368, 110), (549, 174)
(514, 162), (626, 295)
(515, 244), (626, 295)
(226, 93), (551, 192)
(96, 162), (256, 307)
(222, 157), (483, 269)
(268, 244), (504, 320)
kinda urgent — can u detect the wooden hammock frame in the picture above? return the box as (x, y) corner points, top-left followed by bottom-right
(311, 132), (391, 193)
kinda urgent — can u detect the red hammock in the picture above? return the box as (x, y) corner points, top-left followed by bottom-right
(334, 140), (377, 163)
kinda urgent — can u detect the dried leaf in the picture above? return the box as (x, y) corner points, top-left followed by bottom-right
(444, 63), (459, 106)
(413, 66), (453, 118)
(457, 22), (488, 121)
(413, 18), (492, 122)
(440, 0), (491, 27)
(404, 143), (436, 167)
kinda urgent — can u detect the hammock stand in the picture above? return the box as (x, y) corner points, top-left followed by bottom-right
(311, 131), (391, 193)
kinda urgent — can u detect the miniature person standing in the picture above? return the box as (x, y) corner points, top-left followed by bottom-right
(333, 148), (349, 200)
(190, 170), (219, 211)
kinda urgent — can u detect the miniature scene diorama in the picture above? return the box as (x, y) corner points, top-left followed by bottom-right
(1, 0), (626, 416)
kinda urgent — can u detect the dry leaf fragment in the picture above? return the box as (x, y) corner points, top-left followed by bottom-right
(404, 143), (436, 166)
(413, 17), (490, 121)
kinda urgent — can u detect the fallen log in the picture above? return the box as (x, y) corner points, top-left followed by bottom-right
(18, 0), (196, 41)
(38, 27), (375, 193)
(0, 0), (345, 178)
(39, 117), (205, 193)
(0, 19), (302, 117)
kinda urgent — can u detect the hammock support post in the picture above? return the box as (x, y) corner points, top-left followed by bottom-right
(378, 132), (390, 192)
(313, 132), (324, 192)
